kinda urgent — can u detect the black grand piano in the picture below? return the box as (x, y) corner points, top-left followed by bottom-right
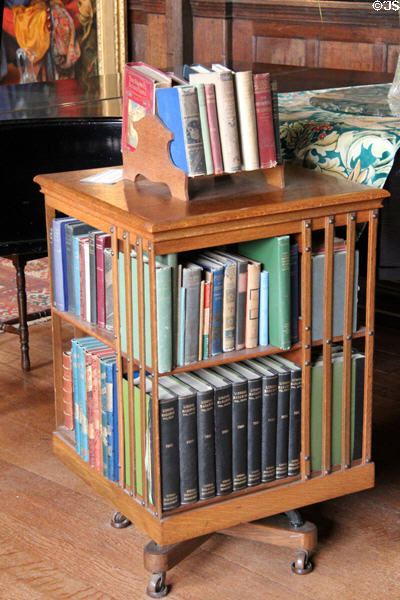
(0, 75), (123, 370)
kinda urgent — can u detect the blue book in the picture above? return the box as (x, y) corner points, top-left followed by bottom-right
(99, 354), (116, 480)
(72, 233), (89, 317)
(76, 337), (106, 462)
(191, 255), (224, 356)
(52, 217), (77, 311)
(156, 87), (188, 173)
(105, 357), (117, 481)
(112, 361), (119, 483)
(71, 338), (82, 455)
(259, 270), (269, 346)
(177, 286), (186, 367)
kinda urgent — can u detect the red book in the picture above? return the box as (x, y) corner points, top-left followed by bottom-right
(253, 73), (277, 169)
(96, 233), (112, 328)
(204, 83), (223, 174)
(62, 350), (73, 430)
(121, 62), (172, 152)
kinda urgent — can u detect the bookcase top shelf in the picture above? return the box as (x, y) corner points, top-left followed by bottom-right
(35, 164), (388, 250)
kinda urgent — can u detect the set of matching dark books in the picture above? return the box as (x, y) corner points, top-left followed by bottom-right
(50, 217), (114, 332)
(121, 61), (281, 178)
(127, 354), (302, 512)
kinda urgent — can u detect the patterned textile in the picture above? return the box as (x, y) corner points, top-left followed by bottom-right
(278, 83), (400, 189)
(0, 257), (50, 322)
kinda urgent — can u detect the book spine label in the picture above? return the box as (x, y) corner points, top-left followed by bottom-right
(214, 387), (233, 495)
(288, 370), (302, 477)
(235, 70), (259, 171)
(204, 83), (223, 174)
(232, 382), (248, 491)
(261, 374), (278, 482)
(62, 351), (74, 430)
(178, 395), (199, 504)
(245, 263), (260, 348)
(159, 398), (180, 510)
(178, 86), (207, 176)
(247, 379), (262, 486)
(253, 73), (277, 169)
(196, 391), (216, 500)
(276, 373), (290, 479)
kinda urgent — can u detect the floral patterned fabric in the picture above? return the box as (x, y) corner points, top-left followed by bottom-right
(278, 83), (400, 189)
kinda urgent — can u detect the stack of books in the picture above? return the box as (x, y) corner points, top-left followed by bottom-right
(121, 61), (281, 177)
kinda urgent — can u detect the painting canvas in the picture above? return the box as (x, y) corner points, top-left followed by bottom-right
(0, 0), (126, 85)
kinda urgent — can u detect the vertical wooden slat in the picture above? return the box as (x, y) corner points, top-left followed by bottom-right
(363, 209), (379, 463)
(147, 242), (161, 515)
(301, 219), (312, 480)
(124, 233), (136, 495)
(322, 216), (334, 475)
(341, 212), (356, 469)
(111, 227), (125, 487)
(136, 237), (149, 506)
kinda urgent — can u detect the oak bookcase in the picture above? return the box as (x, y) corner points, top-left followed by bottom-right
(35, 163), (388, 597)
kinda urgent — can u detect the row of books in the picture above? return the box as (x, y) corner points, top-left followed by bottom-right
(121, 61), (281, 177)
(63, 338), (365, 512)
(50, 217), (114, 331)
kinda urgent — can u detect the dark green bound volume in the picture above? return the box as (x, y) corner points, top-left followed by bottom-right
(196, 369), (233, 496)
(213, 365), (248, 491)
(158, 383), (180, 511)
(229, 362), (263, 487)
(244, 359), (278, 483)
(159, 376), (198, 505)
(176, 371), (216, 500)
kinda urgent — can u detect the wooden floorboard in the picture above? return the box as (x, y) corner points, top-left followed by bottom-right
(0, 320), (399, 599)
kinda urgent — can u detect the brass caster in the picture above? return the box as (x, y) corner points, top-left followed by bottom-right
(291, 550), (313, 575)
(110, 510), (131, 529)
(146, 572), (169, 598)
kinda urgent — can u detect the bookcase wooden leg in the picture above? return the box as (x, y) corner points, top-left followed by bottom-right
(218, 511), (317, 574)
(143, 535), (211, 596)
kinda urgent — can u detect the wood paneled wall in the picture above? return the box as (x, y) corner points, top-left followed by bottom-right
(127, 0), (400, 72)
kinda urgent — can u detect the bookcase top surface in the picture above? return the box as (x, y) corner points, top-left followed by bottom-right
(35, 163), (387, 237)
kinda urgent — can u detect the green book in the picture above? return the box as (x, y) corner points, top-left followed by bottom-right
(193, 83), (214, 174)
(238, 235), (291, 349)
(310, 353), (364, 472)
(118, 252), (127, 354)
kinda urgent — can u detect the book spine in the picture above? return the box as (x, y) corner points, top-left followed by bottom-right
(222, 263), (236, 352)
(352, 354), (365, 461)
(198, 280), (205, 360)
(112, 363), (119, 482)
(52, 220), (65, 311)
(92, 355), (102, 472)
(88, 231), (98, 324)
(122, 378), (131, 487)
(77, 343), (89, 462)
(231, 381), (248, 491)
(118, 252), (127, 354)
(275, 373), (290, 479)
(86, 353), (95, 468)
(178, 395), (198, 504)
(79, 238), (86, 321)
(194, 83), (214, 174)
(182, 267), (201, 365)
(247, 378), (262, 486)
(204, 83), (223, 174)
(275, 237), (291, 350)
(210, 269), (223, 356)
(245, 263), (260, 348)
(202, 280), (211, 359)
(177, 287), (186, 367)
(159, 397), (180, 510)
(259, 270), (269, 346)
(235, 262), (247, 350)
(65, 226), (75, 314)
(290, 242), (299, 345)
(96, 235), (111, 328)
(62, 350), (74, 430)
(261, 374), (278, 483)
(235, 71), (259, 171)
(178, 86), (207, 176)
(83, 240), (91, 322)
(270, 78), (283, 164)
(288, 369), (302, 477)
(214, 387), (233, 495)
(253, 73), (277, 169)
(100, 359), (108, 479)
(196, 391), (216, 500)
(72, 236), (82, 317)
(106, 362), (115, 481)
(213, 72), (241, 173)
(71, 340), (80, 455)
(104, 247), (114, 331)
(156, 266), (173, 373)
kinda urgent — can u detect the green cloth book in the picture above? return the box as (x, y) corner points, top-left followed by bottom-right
(238, 235), (291, 349)
(310, 353), (364, 472)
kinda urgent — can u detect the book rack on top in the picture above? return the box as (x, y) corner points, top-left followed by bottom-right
(122, 114), (285, 202)
(35, 163), (388, 597)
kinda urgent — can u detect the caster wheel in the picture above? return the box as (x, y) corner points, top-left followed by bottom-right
(110, 510), (131, 529)
(146, 572), (169, 598)
(291, 550), (313, 575)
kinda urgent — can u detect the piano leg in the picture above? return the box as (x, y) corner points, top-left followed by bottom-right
(12, 254), (30, 372)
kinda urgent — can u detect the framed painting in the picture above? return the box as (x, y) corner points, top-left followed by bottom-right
(0, 0), (127, 85)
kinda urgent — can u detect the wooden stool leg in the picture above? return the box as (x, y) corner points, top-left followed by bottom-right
(219, 511), (317, 575)
(11, 254), (30, 372)
(143, 535), (211, 597)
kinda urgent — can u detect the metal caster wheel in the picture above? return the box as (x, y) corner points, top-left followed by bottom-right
(291, 550), (313, 575)
(110, 510), (131, 529)
(146, 572), (169, 598)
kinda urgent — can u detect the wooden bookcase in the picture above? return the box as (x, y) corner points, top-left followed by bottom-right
(35, 164), (388, 597)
